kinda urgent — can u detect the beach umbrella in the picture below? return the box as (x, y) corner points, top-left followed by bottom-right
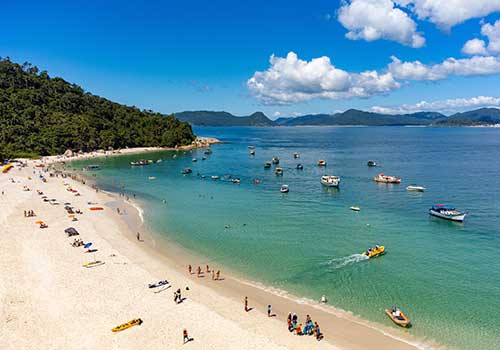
(84, 242), (93, 249)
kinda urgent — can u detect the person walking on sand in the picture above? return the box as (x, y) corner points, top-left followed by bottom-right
(197, 266), (202, 277)
(244, 296), (249, 312)
(188, 264), (192, 274)
(206, 264), (210, 273)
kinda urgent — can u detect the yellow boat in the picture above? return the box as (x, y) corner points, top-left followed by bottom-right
(385, 308), (411, 328)
(2, 164), (13, 173)
(362, 245), (385, 258)
(112, 318), (143, 332)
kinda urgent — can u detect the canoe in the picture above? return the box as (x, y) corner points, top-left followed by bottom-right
(385, 309), (411, 327)
(112, 318), (143, 332)
(83, 260), (105, 268)
(89, 207), (104, 211)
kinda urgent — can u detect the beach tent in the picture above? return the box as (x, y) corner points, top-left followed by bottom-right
(64, 227), (79, 236)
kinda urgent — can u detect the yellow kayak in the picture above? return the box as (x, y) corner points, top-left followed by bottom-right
(112, 318), (143, 332)
(82, 260), (105, 268)
(385, 308), (411, 328)
(362, 245), (385, 258)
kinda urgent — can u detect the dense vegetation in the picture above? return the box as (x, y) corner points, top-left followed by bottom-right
(0, 58), (195, 161)
(432, 108), (500, 126)
(175, 111), (275, 126)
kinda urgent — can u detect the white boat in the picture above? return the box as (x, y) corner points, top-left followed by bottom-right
(293, 152), (300, 159)
(192, 158), (197, 162)
(148, 176), (156, 180)
(373, 173), (401, 184)
(280, 185), (289, 193)
(429, 204), (466, 222)
(318, 159), (327, 167)
(350, 206), (361, 211)
(211, 175), (219, 180)
(321, 175), (340, 187)
(406, 185), (425, 192)
(272, 156), (280, 164)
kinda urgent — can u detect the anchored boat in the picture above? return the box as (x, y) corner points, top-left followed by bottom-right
(318, 159), (327, 167)
(264, 162), (272, 169)
(429, 204), (466, 222)
(275, 167), (283, 176)
(373, 173), (401, 184)
(406, 184), (425, 192)
(320, 175), (340, 187)
(385, 307), (411, 328)
(272, 156), (280, 164)
(280, 184), (289, 193)
(367, 160), (377, 167)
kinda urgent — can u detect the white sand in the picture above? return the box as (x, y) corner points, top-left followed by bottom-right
(0, 160), (429, 350)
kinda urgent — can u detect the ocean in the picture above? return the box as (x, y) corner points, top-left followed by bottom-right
(70, 126), (500, 350)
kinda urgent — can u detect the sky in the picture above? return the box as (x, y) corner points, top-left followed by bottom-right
(2, 0), (500, 118)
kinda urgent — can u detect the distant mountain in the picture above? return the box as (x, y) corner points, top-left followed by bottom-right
(432, 108), (500, 126)
(175, 111), (275, 126)
(279, 109), (445, 126)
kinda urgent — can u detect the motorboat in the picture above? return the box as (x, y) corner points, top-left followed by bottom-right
(296, 164), (303, 170)
(249, 150), (255, 155)
(272, 156), (280, 164)
(320, 175), (340, 187)
(192, 158), (197, 162)
(350, 206), (361, 211)
(293, 152), (300, 159)
(181, 168), (192, 174)
(385, 307), (411, 328)
(202, 156), (206, 160)
(429, 204), (466, 222)
(264, 162), (272, 169)
(130, 160), (149, 166)
(275, 167), (283, 176)
(280, 184), (289, 193)
(367, 160), (377, 167)
(373, 173), (401, 184)
(211, 175), (220, 180)
(318, 160), (327, 167)
(231, 178), (241, 184)
(406, 185), (425, 192)
(362, 245), (385, 259)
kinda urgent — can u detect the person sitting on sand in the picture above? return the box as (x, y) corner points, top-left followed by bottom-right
(314, 322), (323, 341)
(183, 329), (190, 344)
(287, 318), (293, 332)
(295, 323), (303, 335)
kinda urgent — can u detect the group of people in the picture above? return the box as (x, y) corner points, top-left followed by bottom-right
(287, 313), (323, 341)
(188, 264), (221, 281)
(24, 209), (36, 217)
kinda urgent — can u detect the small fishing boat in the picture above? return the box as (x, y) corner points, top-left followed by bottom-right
(202, 156), (206, 160)
(181, 168), (192, 174)
(249, 150), (255, 155)
(231, 178), (241, 184)
(429, 204), (466, 222)
(275, 167), (283, 176)
(112, 318), (143, 332)
(296, 164), (304, 170)
(293, 152), (300, 159)
(211, 175), (219, 180)
(321, 175), (340, 187)
(367, 160), (377, 167)
(272, 156), (280, 164)
(280, 184), (289, 193)
(406, 185), (425, 192)
(318, 160), (327, 167)
(350, 206), (361, 211)
(192, 158), (197, 162)
(264, 162), (272, 169)
(373, 173), (401, 184)
(362, 245), (385, 259)
(385, 307), (411, 328)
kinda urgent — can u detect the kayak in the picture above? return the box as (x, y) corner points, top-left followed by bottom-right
(83, 260), (105, 268)
(148, 280), (169, 288)
(385, 309), (411, 328)
(112, 318), (143, 332)
(362, 245), (385, 259)
(89, 207), (104, 211)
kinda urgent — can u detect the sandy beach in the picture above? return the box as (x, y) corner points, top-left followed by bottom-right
(0, 157), (434, 350)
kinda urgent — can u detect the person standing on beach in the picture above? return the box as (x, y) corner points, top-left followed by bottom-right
(197, 266), (201, 277)
(206, 264), (210, 273)
(267, 305), (272, 317)
(136, 232), (140, 241)
(216, 270), (220, 280)
(212, 270), (215, 280)
(244, 296), (249, 312)
(188, 264), (192, 274)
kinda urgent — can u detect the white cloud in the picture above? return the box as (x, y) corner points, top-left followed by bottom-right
(389, 55), (500, 81)
(371, 96), (500, 114)
(462, 39), (488, 55)
(338, 0), (425, 47)
(273, 111), (281, 117)
(481, 20), (500, 54)
(396, 0), (500, 29)
(247, 52), (400, 104)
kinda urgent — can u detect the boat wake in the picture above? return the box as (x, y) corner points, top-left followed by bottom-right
(322, 254), (368, 269)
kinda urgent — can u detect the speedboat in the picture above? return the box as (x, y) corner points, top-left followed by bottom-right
(211, 175), (220, 180)
(296, 164), (303, 170)
(373, 173), (401, 184)
(318, 160), (327, 167)
(406, 185), (425, 192)
(321, 175), (340, 187)
(275, 167), (283, 176)
(385, 307), (411, 328)
(192, 158), (197, 162)
(293, 152), (300, 159)
(350, 206), (361, 211)
(249, 150), (255, 155)
(367, 160), (377, 167)
(231, 178), (241, 184)
(280, 184), (289, 193)
(264, 162), (272, 169)
(429, 204), (466, 222)
(272, 156), (280, 164)
(362, 245), (385, 259)
(181, 168), (192, 174)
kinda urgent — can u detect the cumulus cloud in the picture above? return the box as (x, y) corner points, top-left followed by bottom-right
(371, 96), (500, 114)
(389, 55), (500, 81)
(247, 52), (400, 104)
(338, 0), (425, 47)
(462, 38), (488, 55)
(396, 0), (500, 29)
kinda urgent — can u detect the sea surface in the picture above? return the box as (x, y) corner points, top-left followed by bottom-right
(71, 126), (500, 350)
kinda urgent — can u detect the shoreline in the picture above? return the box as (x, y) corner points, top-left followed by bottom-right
(1, 152), (441, 350)
(64, 152), (441, 350)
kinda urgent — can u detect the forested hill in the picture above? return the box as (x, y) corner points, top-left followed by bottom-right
(0, 58), (195, 160)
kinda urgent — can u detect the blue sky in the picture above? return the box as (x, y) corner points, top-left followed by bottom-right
(2, 0), (500, 117)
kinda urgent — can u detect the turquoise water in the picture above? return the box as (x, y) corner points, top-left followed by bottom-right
(72, 127), (500, 350)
